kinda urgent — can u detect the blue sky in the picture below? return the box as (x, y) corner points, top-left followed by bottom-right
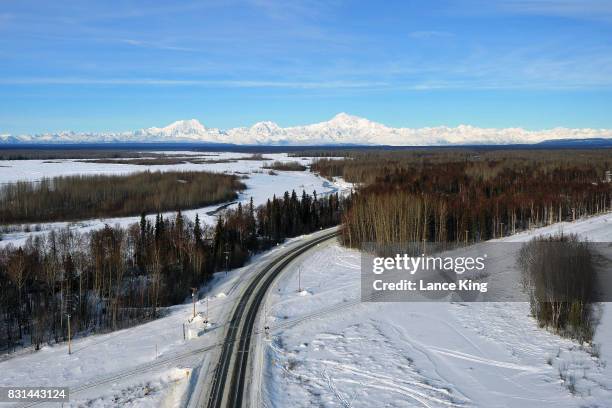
(1, 0), (612, 134)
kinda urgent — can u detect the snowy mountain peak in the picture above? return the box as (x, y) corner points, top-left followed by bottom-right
(326, 112), (374, 127)
(3, 114), (612, 146)
(331, 112), (357, 121)
(152, 119), (208, 135)
(250, 121), (282, 132)
(132, 119), (226, 142)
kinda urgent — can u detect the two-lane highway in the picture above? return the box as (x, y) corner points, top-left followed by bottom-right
(202, 229), (339, 408)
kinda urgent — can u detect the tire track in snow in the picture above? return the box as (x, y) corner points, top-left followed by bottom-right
(267, 321), (468, 408)
(427, 346), (543, 373)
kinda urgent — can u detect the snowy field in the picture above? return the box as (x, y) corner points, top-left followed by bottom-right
(258, 213), (612, 408)
(0, 152), (346, 246)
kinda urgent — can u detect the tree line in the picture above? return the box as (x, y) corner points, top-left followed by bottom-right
(329, 150), (612, 247)
(262, 161), (307, 171)
(0, 171), (245, 224)
(0, 190), (344, 352)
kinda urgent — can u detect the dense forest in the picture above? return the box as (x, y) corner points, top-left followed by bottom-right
(311, 149), (612, 247)
(0, 190), (343, 352)
(312, 149), (612, 184)
(0, 171), (245, 224)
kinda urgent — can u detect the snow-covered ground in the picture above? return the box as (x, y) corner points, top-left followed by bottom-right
(3, 152), (610, 407)
(258, 213), (612, 408)
(0, 230), (336, 407)
(0, 152), (344, 246)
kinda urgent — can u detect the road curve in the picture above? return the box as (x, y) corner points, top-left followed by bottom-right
(204, 230), (339, 408)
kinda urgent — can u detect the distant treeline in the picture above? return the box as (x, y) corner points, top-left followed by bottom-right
(77, 158), (196, 166)
(0, 150), (170, 160)
(76, 157), (238, 165)
(77, 154), (269, 166)
(0, 171), (245, 224)
(313, 150), (612, 247)
(262, 161), (307, 171)
(0, 190), (343, 352)
(312, 149), (612, 184)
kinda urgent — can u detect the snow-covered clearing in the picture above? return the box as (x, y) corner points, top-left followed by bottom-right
(0, 229), (336, 407)
(259, 213), (612, 408)
(0, 152), (344, 246)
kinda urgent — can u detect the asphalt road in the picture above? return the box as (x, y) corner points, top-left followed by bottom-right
(204, 230), (340, 408)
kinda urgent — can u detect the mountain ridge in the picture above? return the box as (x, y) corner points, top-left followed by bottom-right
(2, 113), (611, 146)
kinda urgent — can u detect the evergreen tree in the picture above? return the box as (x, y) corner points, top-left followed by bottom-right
(194, 214), (203, 247)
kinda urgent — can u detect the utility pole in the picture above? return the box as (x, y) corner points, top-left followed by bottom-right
(298, 267), (302, 293)
(204, 296), (209, 323)
(191, 288), (197, 319)
(66, 314), (72, 355)
(263, 303), (270, 340)
(224, 243), (230, 275)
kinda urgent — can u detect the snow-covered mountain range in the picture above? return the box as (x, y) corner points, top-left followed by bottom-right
(2, 113), (611, 146)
